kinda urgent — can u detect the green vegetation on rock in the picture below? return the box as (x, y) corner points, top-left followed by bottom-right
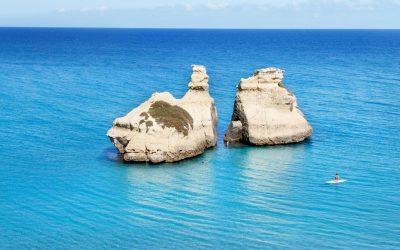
(148, 101), (193, 136)
(140, 112), (149, 119)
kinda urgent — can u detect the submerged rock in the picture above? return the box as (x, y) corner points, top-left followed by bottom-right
(107, 65), (217, 163)
(224, 67), (312, 145)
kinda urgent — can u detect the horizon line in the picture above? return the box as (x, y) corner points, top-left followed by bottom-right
(0, 26), (400, 30)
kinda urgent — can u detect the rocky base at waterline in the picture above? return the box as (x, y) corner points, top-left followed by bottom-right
(107, 65), (217, 163)
(224, 67), (312, 145)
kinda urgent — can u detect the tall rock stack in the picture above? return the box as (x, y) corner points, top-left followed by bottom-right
(107, 65), (217, 163)
(224, 67), (312, 145)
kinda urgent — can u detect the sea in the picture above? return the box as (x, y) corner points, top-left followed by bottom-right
(0, 28), (399, 249)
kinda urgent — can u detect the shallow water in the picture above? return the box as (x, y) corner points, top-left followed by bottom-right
(0, 28), (399, 249)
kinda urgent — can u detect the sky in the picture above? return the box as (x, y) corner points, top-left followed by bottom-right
(0, 0), (400, 28)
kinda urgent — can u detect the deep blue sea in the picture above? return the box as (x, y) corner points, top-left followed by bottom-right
(0, 28), (399, 249)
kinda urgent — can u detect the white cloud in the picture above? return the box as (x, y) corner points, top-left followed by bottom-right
(313, 12), (321, 18)
(329, 0), (378, 10)
(97, 6), (109, 12)
(255, 0), (309, 11)
(206, 2), (229, 10)
(184, 4), (193, 11)
(79, 6), (109, 12)
(252, 0), (382, 12)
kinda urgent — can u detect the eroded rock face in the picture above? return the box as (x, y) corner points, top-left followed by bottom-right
(224, 67), (312, 145)
(107, 65), (217, 163)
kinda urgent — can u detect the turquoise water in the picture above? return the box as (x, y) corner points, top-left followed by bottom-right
(0, 28), (399, 249)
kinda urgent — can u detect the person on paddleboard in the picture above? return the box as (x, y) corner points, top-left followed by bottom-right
(335, 173), (340, 181)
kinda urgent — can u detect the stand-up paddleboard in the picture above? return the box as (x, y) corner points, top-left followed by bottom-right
(326, 179), (347, 184)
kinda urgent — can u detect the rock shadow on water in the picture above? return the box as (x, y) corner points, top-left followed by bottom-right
(224, 136), (313, 148)
(124, 152), (214, 182)
(122, 150), (216, 209)
(100, 145), (217, 169)
(100, 149), (218, 231)
(100, 146), (125, 163)
(219, 143), (308, 232)
(229, 142), (308, 194)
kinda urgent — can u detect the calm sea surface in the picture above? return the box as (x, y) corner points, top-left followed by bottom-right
(0, 28), (399, 249)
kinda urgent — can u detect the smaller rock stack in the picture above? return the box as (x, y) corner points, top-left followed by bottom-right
(224, 67), (312, 145)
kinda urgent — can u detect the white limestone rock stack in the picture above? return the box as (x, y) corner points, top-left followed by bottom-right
(107, 65), (217, 163)
(224, 67), (312, 145)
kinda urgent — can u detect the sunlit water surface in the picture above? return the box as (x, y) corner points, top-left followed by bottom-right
(0, 28), (399, 249)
